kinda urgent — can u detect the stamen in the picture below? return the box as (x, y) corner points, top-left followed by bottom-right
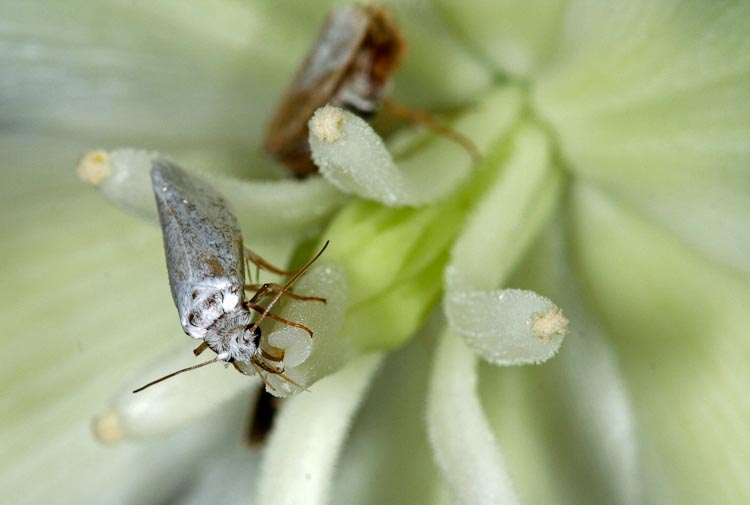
(445, 288), (567, 365)
(427, 329), (518, 504)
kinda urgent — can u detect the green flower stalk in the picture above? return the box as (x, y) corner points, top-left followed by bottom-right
(2, 1), (749, 504)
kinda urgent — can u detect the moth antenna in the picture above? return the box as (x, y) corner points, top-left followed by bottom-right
(249, 240), (329, 331)
(132, 356), (220, 393)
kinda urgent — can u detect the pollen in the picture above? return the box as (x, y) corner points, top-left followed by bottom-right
(77, 150), (112, 186)
(310, 105), (347, 144)
(531, 306), (568, 341)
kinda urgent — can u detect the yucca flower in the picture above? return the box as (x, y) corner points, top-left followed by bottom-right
(2, 1), (749, 504)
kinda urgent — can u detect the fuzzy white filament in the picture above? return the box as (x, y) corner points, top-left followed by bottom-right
(79, 148), (346, 238)
(446, 124), (558, 293)
(427, 329), (519, 505)
(261, 264), (353, 397)
(308, 88), (522, 207)
(445, 289), (567, 366)
(309, 106), (411, 205)
(93, 344), (256, 442)
(256, 353), (384, 505)
(79, 148), (159, 222)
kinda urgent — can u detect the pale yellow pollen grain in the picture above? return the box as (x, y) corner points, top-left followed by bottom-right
(92, 412), (125, 444)
(531, 307), (569, 340)
(310, 105), (346, 144)
(77, 150), (112, 186)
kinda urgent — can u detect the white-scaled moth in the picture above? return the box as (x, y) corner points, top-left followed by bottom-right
(134, 159), (327, 393)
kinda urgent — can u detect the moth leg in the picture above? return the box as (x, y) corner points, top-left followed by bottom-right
(244, 247), (298, 277)
(231, 360), (252, 377)
(193, 342), (209, 357)
(245, 282), (326, 304)
(382, 98), (481, 161)
(233, 360), (277, 392)
(245, 302), (314, 338)
(249, 360), (276, 392)
(253, 355), (308, 392)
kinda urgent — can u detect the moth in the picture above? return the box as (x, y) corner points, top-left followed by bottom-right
(263, 3), (405, 177)
(263, 3), (478, 177)
(134, 159), (326, 393)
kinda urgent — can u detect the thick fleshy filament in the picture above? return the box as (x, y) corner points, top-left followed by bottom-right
(308, 86), (522, 207)
(78, 149), (346, 239)
(256, 353), (384, 505)
(427, 328), (519, 505)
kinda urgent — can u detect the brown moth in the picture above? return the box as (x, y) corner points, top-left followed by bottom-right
(263, 4), (406, 177)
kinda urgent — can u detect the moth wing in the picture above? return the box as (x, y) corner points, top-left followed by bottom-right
(151, 159), (245, 323)
(263, 5), (369, 159)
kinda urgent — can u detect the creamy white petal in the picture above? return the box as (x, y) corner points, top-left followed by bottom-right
(0, 137), (235, 504)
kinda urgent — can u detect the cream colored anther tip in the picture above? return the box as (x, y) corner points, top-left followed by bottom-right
(92, 411), (125, 444)
(310, 105), (347, 144)
(531, 307), (568, 340)
(78, 150), (112, 186)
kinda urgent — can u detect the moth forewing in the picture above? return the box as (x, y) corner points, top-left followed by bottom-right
(151, 159), (246, 339)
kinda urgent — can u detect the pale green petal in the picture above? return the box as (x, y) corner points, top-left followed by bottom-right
(94, 343), (258, 442)
(175, 444), (260, 505)
(256, 353), (383, 505)
(1, 0), (329, 147)
(324, 198), (466, 349)
(434, 0), (568, 77)
(383, 0), (494, 108)
(534, 0), (750, 274)
(0, 137), (236, 503)
(427, 328), (519, 505)
(570, 183), (750, 504)
(221, 176), (347, 240)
